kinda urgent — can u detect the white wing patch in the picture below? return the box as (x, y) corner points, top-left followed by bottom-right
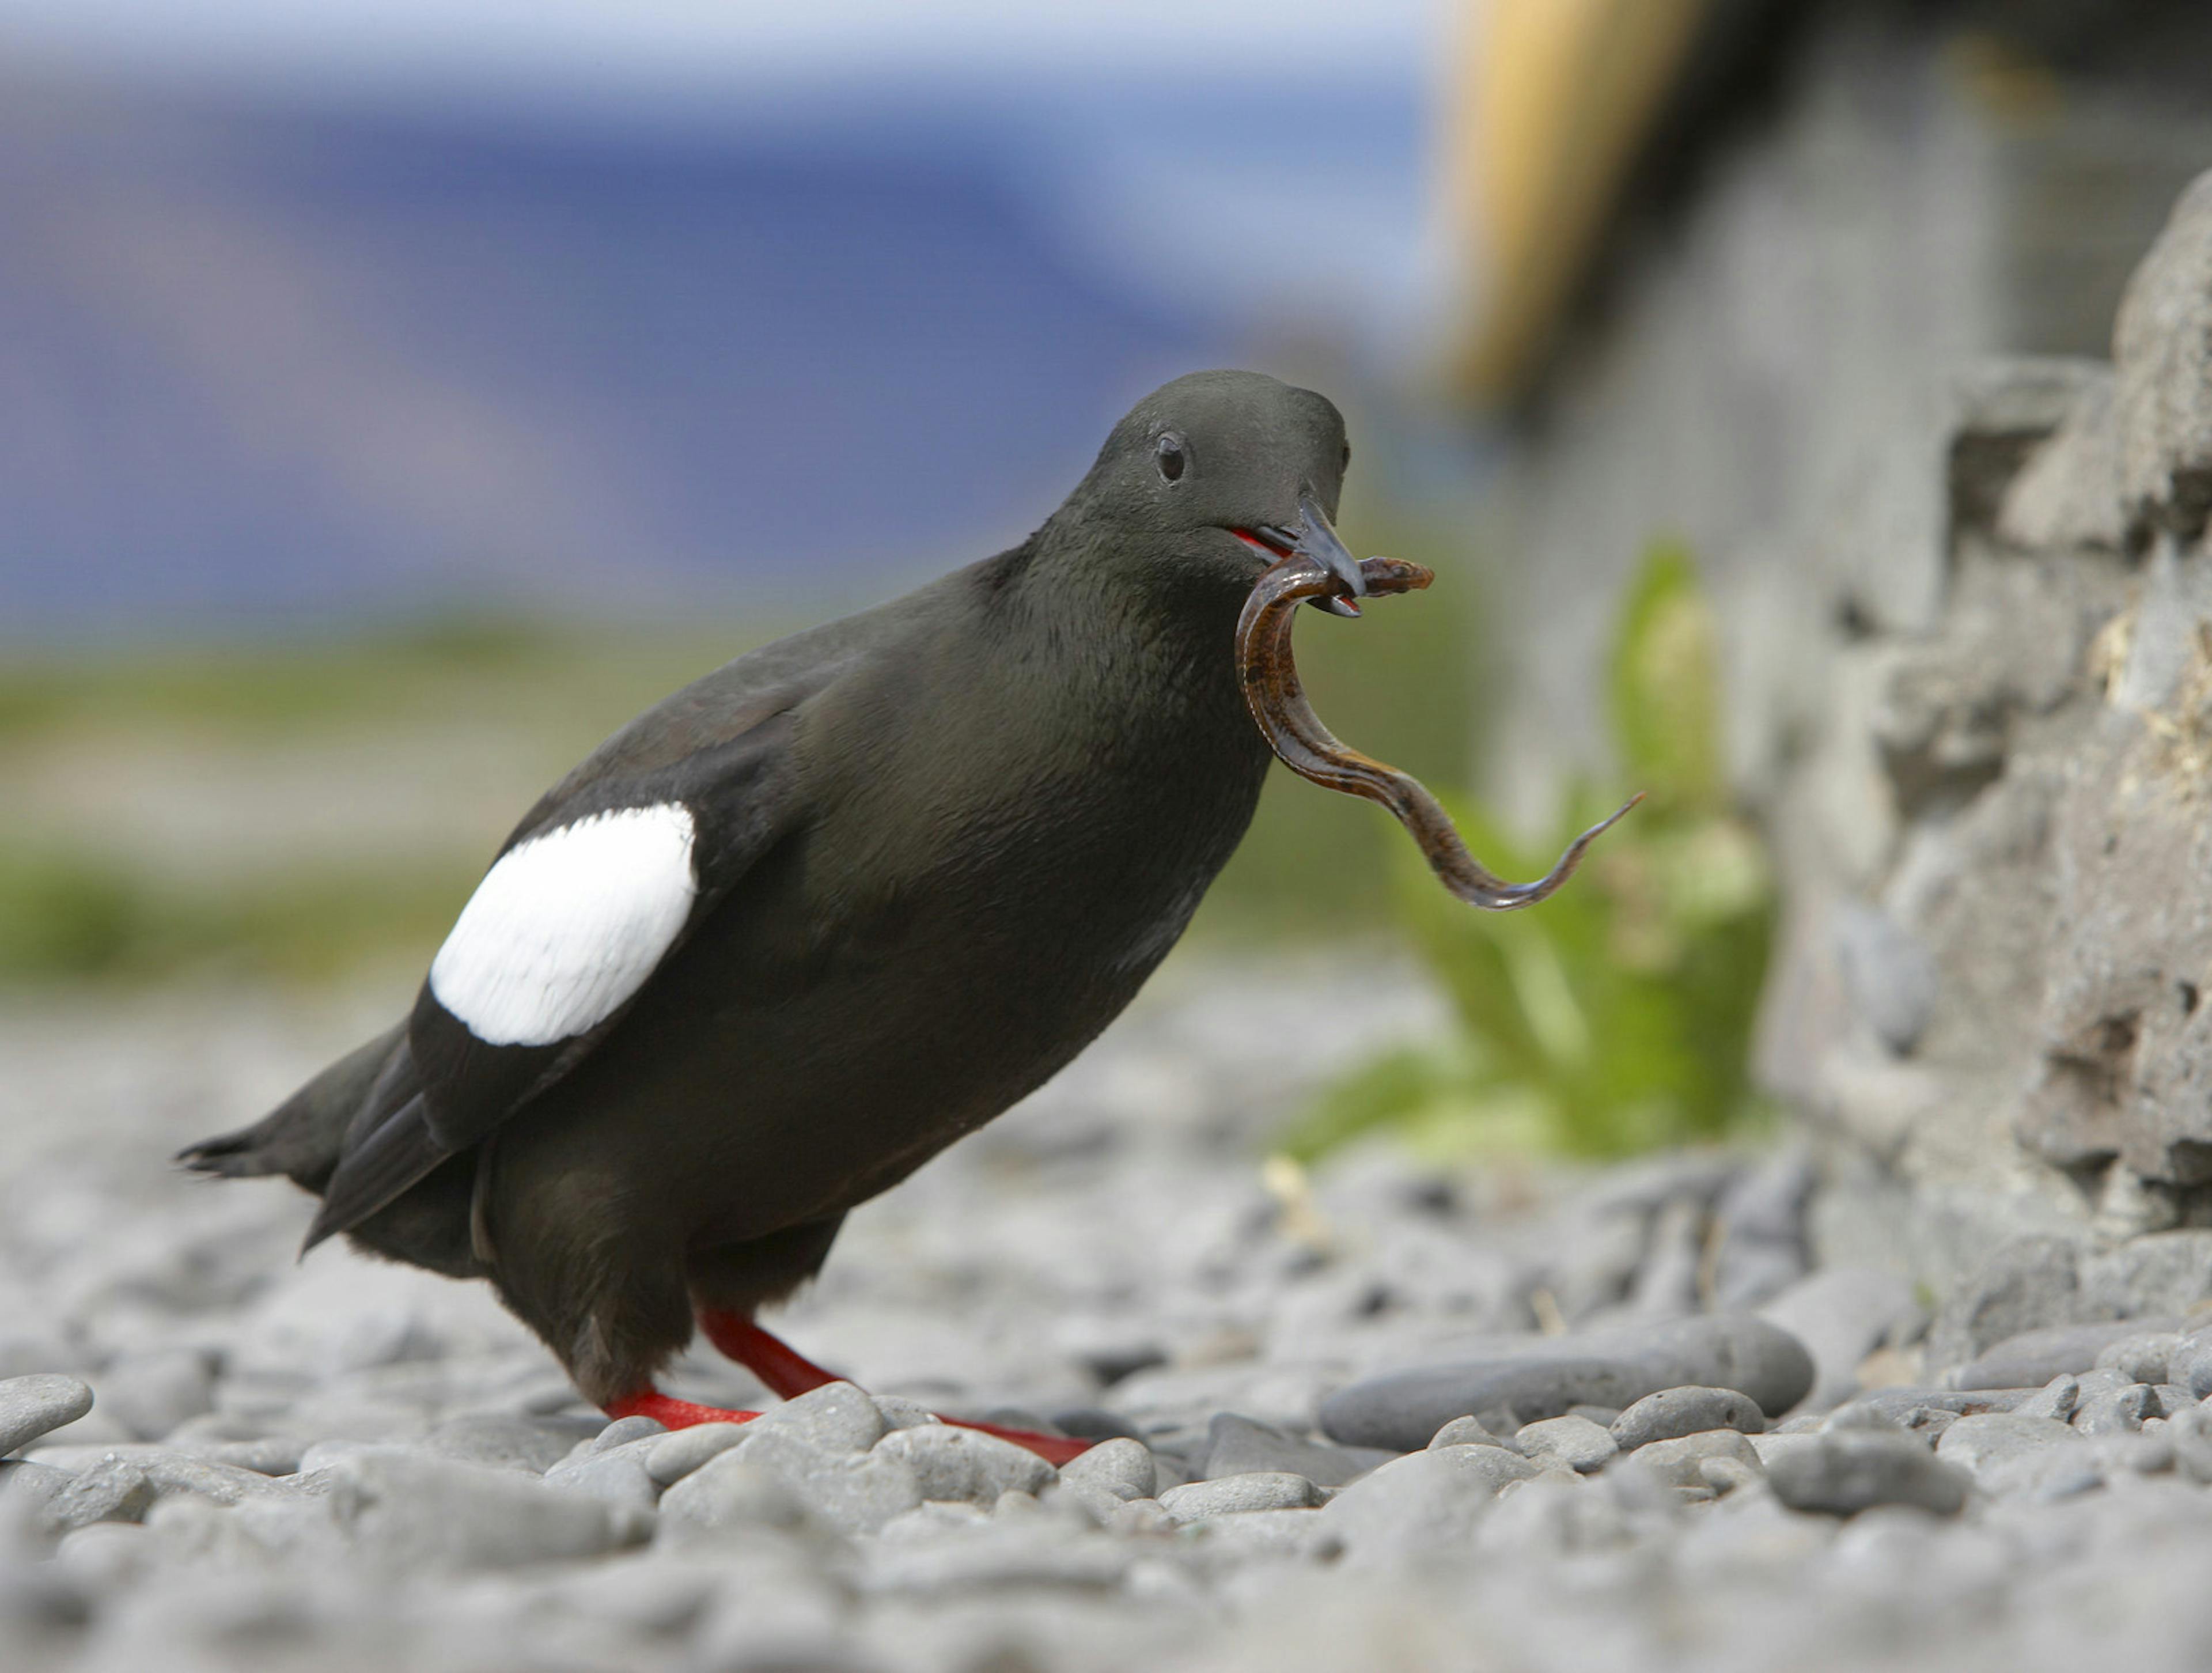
(429, 803), (699, 1046)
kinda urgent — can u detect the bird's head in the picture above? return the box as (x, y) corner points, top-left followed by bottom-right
(1069, 369), (1367, 616)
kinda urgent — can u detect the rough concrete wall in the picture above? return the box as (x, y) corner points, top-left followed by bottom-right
(1760, 169), (2212, 1361)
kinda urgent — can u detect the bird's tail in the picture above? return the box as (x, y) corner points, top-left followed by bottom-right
(176, 1021), (410, 1194)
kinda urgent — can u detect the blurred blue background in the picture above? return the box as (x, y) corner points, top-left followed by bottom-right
(0, 0), (1442, 637)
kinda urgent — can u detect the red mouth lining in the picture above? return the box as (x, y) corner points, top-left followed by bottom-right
(1232, 527), (1296, 559)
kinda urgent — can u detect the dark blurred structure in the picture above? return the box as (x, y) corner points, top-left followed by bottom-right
(1444, 0), (2212, 824)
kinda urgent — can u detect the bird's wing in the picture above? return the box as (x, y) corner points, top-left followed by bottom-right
(302, 622), (878, 1251)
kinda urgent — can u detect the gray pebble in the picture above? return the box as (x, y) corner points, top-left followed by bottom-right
(1427, 1416), (1513, 1451)
(872, 1424), (1055, 1504)
(37, 1458), (156, 1533)
(1319, 1315), (1813, 1452)
(645, 1421), (752, 1486)
(746, 1381), (885, 1454)
(0, 1375), (95, 1457)
(1949, 1319), (2177, 1391)
(1610, 1387), (1764, 1452)
(1321, 1444), (1541, 1561)
(1620, 1430), (1763, 1495)
(584, 1415), (668, 1454)
(1514, 1415), (1617, 1474)
(1158, 1470), (1323, 1521)
(872, 1395), (943, 1433)
(2171, 1334), (2212, 1401)
(1758, 1266), (1923, 1411)
(320, 1449), (649, 1571)
(422, 1413), (584, 1474)
(2093, 1332), (2184, 1386)
(1933, 1413), (2086, 1493)
(1766, 1430), (1969, 1517)
(543, 1444), (661, 1513)
(1200, 1413), (1387, 1487)
(2016, 1376), (2081, 1423)
(1057, 1437), (1157, 1502)
(2072, 1382), (2156, 1436)
(661, 1429), (919, 1539)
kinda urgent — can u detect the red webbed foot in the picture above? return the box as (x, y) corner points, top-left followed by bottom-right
(695, 1308), (1095, 1465)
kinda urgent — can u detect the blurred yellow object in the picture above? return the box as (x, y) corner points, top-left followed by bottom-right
(1449, 0), (1710, 400)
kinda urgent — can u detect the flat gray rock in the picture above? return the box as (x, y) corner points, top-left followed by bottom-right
(318, 1449), (649, 1572)
(1766, 1430), (1969, 1517)
(1609, 1387), (1764, 1452)
(1320, 1444), (1540, 1562)
(0, 1374), (95, 1456)
(1057, 1437), (1156, 1502)
(1158, 1470), (1323, 1521)
(872, 1424), (1054, 1504)
(1934, 1413), (2088, 1493)
(1200, 1413), (1387, 1487)
(645, 1421), (752, 1487)
(660, 1429), (919, 1539)
(1620, 1430), (1763, 1495)
(1950, 1319), (2179, 1391)
(1513, 1415), (1616, 1473)
(746, 1382), (885, 1454)
(1319, 1315), (1812, 1451)
(1758, 1266), (1923, 1411)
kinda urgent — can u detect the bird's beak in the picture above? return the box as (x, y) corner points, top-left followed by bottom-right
(1240, 494), (1369, 618)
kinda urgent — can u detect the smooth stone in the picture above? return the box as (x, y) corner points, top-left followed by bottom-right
(1822, 1387), (2037, 1434)
(35, 1458), (156, 1533)
(1199, 1413), (1386, 1487)
(318, 1449), (648, 1570)
(543, 1444), (661, 1513)
(585, 1415), (667, 1454)
(1513, 1415), (1616, 1474)
(1949, 1319), (2178, 1390)
(1319, 1315), (1813, 1451)
(872, 1424), (1055, 1504)
(872, 1396), (942, 1433)
(1619, 1430), (1763, 1496)
(646, 1422), (752, 1487)
(2017, 1376), (2081, 1423)
(1710, 1147), (1818, 1308)
(1056, 1437), (1157, 1503)
(1757, 1266), (1923, 1412)
(1427, 1417), (1514, 1451)
(1765, 1430), (1969, 1517)
(0, 1375), (95, 1456)
(746, 1382), (885, 1454)
(1609, 1387), (1764, 1452)
(422, 1413), (583, 1474)
(661, 1429), (919, 1539)
(2165, 1405), (2212, 1483)
(2172, 1334), (2212, 1401)
(0, 1459), (81, 1523)
(1157, 1471), (1323, 1522)
(2073, 1383), (2156, 1436)
(2093, 1332), (2185, 1387)
(1933, 1413), (2087, 1492)
(1320, 1444), (1541, 1561)
(98, 1349), (216, 1443)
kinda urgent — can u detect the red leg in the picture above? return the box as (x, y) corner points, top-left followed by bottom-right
(604, 1390), (762, 1429)
(696, 1309), (1094, 1466)
(698, 1310), (841, 1399)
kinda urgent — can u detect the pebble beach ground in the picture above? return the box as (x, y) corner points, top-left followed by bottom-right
(9, 952), (2212, 1673)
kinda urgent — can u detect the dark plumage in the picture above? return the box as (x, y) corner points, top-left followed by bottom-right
(182, 369), (1355, 1426)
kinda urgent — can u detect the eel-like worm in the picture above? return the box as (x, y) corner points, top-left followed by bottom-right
(1237, 551), (1641, 910)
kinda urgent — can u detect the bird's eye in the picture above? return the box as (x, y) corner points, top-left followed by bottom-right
(1340, 441), (1352, 471)
(1155, 433), (1187, 483)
